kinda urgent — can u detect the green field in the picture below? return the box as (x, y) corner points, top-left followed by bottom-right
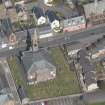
(7, 47), (80, 100)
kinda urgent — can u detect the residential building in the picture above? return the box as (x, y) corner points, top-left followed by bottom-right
(44, 0), (53, 6)
(21, 49), (56, 85)
(77, 50), (98, 91)
(65, 43), (82, 56)
(83, 0), (105, 25)
(32, 7), (46, 25)
(63, 15), (86, 32)
(15, 3), (28, 21)
(65, 0), (75, 9)
(88, 37), (105, 60)
(45, 10), (61, 32)
(0, 18), (12, 37)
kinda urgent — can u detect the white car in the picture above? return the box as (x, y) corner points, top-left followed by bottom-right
(1, 43), (7, 48)
(9, 46), (14, 50)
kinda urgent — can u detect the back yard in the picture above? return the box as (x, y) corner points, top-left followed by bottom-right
(7, 47), (80, 100)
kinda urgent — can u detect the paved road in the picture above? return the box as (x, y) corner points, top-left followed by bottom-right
(7, 23), (105, 50)
(39, 25), (105, 48)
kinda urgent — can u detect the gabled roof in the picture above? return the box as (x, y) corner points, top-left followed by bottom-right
(32, 7), (45, 19)
(22, 49), (55, 74)
(45, 10), (59, 22)
(28, 60), (56, 75)
(0, 18), (12, 37)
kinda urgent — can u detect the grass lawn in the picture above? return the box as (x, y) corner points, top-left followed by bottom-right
(7, 57), (26, 87)
(95, 62), (104, 73)
(7, 47), (80, 100)
(89, 102), (105, 105)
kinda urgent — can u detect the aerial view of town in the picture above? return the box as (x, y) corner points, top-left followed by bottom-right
(1, 0), (105, 105)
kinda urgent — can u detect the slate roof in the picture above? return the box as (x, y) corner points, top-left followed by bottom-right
(45, 10), (59, 23)
(28, 60), (56, 75)
(22, 49), (55, 74)
(0, 18), (12, 37)
(15, 4), (24, 13)
(32, 7), (45, 19)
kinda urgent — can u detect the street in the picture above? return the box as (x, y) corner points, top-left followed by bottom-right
(0, 23), (105, 58)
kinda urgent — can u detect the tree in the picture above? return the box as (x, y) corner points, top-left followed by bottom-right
(26, 30), (32, 50)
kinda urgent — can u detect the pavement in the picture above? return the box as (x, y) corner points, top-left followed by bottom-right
(30, 95), (85, 105)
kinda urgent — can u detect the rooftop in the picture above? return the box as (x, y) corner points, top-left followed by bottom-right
(63, 15), (86, 27)
(28, 60), (56, 74)
(32, 7), (45, 19)
(22, 49), (54, 73)
(84, 0), (105, 18)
